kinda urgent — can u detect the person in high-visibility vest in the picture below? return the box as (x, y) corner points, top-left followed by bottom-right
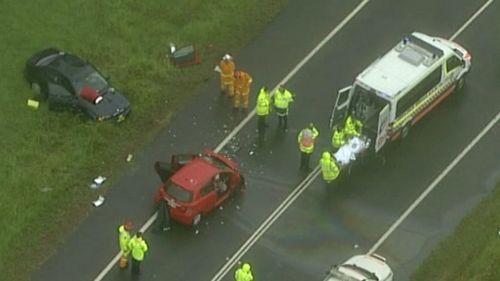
(297, 123), (319, 170)
(117, 221), (133, 269)
(234, 263), (254, 281)
(256, 87), (271, 144)
(331, 124), (346, 150)
(273, 85), (295, 130)
(319, 151), (340, 183)
(219, 54), (235, 96)
(128, 231), (149, 275)
(344, 115), (363, 137)
(234, 70), (253, 111)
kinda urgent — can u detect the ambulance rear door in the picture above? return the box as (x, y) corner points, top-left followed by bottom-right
(329, 86), (353, 128)
(375, 104), (390, 152)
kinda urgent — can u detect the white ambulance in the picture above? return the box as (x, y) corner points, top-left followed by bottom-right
(330, 32), (472, 154)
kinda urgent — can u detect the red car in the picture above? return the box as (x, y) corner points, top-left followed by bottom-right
(154, 149), (244, 226)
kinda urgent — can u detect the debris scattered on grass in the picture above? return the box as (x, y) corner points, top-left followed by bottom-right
(92, 195), (105, 207)
(194, 229), (199, 235)
(27, 99), (39, 109)
(39, 187), (52, 193)
(353, 244), (359, 249)
(219, 206), (224, 210)
(93, 176), (106, 185)
(126, 154), (133, 162)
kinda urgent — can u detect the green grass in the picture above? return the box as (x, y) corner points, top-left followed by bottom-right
(411, 183), (500, 281)
(0, 1), (288, 280)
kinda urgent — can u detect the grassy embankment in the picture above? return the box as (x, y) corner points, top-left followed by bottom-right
(411, 183), (500, 281)
(0, 1), (288, 280)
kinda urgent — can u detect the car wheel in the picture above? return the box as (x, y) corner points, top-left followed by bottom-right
(32, 82), (47, 101)
(401, 124), (410, 139)
(455, 76), (466, 92)
(192, 214), (202, 226)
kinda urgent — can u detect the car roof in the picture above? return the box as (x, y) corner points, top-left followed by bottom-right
(356, 32), (454, 99)
(47, 53), (95, 79)
(171, 157), (220, 191)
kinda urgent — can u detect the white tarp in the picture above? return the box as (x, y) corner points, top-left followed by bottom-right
(333, 137), (369, 166)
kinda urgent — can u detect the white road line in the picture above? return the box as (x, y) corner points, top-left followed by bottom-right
(214, 0), (371, 154)
(450, 0), (493, 41)
(368, 111), (500, 254)
(367, 0), (496, 255)
(210, 166), (322, 281)
(93, 1), (369, 280)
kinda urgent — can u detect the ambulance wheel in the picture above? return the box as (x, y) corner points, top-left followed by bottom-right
(401, 125), (410, 139)
(192, 214), (202, 226)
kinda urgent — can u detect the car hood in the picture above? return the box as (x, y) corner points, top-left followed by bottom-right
(81, 89), (130, 118)
(343, 254), (392, 280)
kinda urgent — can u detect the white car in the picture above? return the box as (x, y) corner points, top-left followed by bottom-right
(323, 254), (393, 281)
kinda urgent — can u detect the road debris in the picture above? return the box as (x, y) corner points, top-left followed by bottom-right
(92, 195), (105, 207)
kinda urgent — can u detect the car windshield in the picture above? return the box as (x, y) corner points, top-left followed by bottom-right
(165, 181), (192, 203)
(200, 155), (230, 171)
(73, 70), (108, 94)
(325, 267), (360, 281)
(339, 265), (378, 281)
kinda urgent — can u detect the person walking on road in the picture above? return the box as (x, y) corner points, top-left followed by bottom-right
(273, 85), (295, 131)
(235, 263), (254, 281)
(118, 221), (133, 269)
(219, 54), (236, 97)
(233, 70), (253, 111)
(297, 123), (319, 171)
(255, 87), (271, 144)
(128, 231), (149, 276)
(319, 151), (340, 183)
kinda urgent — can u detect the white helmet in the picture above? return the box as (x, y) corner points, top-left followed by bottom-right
(222, 54), (232, 60)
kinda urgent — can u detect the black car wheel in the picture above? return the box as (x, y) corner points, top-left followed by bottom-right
(31, 82), (47, 101)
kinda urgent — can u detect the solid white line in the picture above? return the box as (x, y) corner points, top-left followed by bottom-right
(210, 166), (322, 281)
(214, 0), (371, 153)
(450, 0), (493, 41)
(368, 111), (500, 254)
(367, 0), (496, 255)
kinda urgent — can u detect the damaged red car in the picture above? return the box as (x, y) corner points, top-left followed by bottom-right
(154, 149), (244, 226)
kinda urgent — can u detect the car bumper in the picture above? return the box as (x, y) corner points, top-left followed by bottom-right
(170, 207), (194, 225)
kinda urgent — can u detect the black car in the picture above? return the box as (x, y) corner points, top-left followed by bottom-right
(25, 48), (130, 122)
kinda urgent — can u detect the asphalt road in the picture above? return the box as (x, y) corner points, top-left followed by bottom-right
(34, 0), (500, 281)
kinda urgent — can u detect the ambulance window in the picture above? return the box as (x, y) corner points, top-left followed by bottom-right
(446, 56), (462, 72)
(396, 66), (442, 116)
